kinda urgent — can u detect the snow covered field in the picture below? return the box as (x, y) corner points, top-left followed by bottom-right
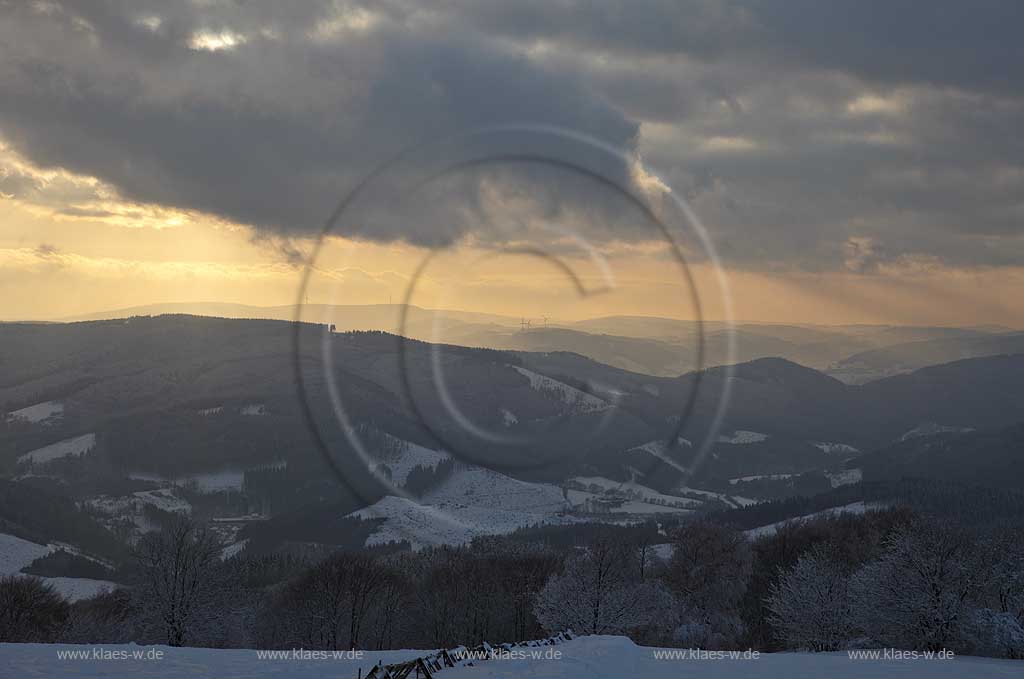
(0, 533), (117, 602)
(627, 439), (691, 474)
(511, 366), (610, 413)
(744, 501), (874, 539)
(729, 473), (795, 485)
(674, 485), (758, 508)
(351, 464), (573, 548)
(127, 467), (266, 492)
(369, 436), (451, 487)
(569, 477), (702, 509)
(6, 400), (64, 423)
(899, 423), (974, 441)
(86, 488), (192, 535)
(827, 468), (864, 488)
(813, 441), (860, 454)
(2, 636), (1019, 679)
(717, 430), (769, 444)
(18, 432), (96, 464)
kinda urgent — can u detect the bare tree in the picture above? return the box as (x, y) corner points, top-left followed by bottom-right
(369, 560), (410, 650)
(665, 520), (751, 648)
(343, 553), (386, 649)
(0, 575), (69, 643)
(62, 588), (137, 644)
(268, 552), (387, 650)
(133, 516), (222, 647)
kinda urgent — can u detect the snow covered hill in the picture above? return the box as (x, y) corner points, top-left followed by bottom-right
(3, 636), (1019, 678)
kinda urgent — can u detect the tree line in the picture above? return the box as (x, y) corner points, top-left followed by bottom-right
(2, 507), (1021, 658)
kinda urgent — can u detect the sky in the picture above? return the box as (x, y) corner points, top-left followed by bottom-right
(1, 1), (1022, 327)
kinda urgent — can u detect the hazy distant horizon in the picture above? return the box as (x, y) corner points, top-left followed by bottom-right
(6, 299), (1019, 332)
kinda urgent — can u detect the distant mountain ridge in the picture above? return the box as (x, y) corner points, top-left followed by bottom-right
(39, 302), (1023, 382)
(3, 314), (1023, 483)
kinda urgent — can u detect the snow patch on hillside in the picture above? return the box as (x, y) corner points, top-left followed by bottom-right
(717, 430), (769, 444)
(511, 366), (609, 412)
(826, 468), (863, 488)
(134, 489), (191, 514)
(44, 577), (117, 602)
(899, 422), (975, 441)
(18, 433), (95, 464)
(501, 408), (518, 426)
(86, 488), (191, 534)
(627, 440), (690, 474)
(240, 404), (266, 416)
(729, 473), (794, 485)
(220, 539), (249, 560)
(566, 489), (694, 516)
(6, 400), (63, 424)
(128, 468), (252, 492)
(744, 501), (871, 539)
(0, 533), (117, 602)
(650, 543), (675, 561)
(569, 477), (701, 509)
(369, 435), (450, 487)
(674, 486), (758, 508)
(351, 465), (571, 548)
(0, 533), (53, 575)
(813, 441), (860, 454)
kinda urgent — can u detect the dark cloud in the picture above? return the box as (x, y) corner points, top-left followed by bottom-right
(0, 1), (1021, 271)
(416, 0), (1024, 96)
(0, 1), (639, 248)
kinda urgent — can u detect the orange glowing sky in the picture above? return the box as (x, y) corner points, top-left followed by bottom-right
(3, 194), (1022, 328)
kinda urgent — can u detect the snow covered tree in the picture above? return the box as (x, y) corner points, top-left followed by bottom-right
(534, 534), (672, 635)
(133, 516), (222, 647)
(970, 532), (1024, 658)
(767, 547), (856, 650)
(971, 608), (1024, 659)
(851, 520), (981, 652)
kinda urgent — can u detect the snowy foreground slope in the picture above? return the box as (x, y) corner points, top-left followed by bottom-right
(3, 636), (1020, 679)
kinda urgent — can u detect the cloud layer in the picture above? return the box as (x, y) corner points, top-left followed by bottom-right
(0, 0), (1022, 270)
